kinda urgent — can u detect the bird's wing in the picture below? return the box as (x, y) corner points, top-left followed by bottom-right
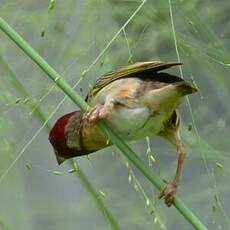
(86, 61), (182, 101)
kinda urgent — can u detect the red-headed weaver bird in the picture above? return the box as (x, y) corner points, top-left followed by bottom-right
(49, 61), (197, 206)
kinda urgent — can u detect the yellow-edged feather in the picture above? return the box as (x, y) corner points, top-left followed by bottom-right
(86, 61), (182, 101)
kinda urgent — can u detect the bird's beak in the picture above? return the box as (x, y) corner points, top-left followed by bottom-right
(54, 150), (66, 165)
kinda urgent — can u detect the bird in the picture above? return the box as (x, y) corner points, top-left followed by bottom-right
(49, 61), (197, 206)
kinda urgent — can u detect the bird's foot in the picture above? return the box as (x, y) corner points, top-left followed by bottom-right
(159, 182), (178, 207)
(83, 104), (111, 126)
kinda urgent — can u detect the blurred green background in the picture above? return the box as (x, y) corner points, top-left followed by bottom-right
(0, 0), (230, 229)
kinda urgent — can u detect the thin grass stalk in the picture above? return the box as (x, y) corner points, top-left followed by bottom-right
(0, 16), (208, 230)
(0, 55), (120, 230)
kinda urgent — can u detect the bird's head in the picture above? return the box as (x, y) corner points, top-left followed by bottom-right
(49, 111), (82, 164)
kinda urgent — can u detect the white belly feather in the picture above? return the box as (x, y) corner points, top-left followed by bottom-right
(107, 106), (167, 140)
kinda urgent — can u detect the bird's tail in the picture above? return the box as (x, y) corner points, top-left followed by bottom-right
(174, 81), (198, 96)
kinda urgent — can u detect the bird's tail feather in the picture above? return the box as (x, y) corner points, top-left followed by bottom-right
(174, 81), (198, 96)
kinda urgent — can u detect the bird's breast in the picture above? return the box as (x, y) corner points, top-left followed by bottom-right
(107, 106), (150, 136)
(106, 105), (167, 140)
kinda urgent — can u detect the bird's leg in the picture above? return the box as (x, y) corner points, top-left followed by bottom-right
(83, 99), (114, 125)
(159, 133), (185, 207)
(173, 139), (185, 187)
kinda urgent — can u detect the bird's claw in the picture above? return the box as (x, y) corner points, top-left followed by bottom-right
(83, 105), (111, 126)
(159, 182), (178, 207)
